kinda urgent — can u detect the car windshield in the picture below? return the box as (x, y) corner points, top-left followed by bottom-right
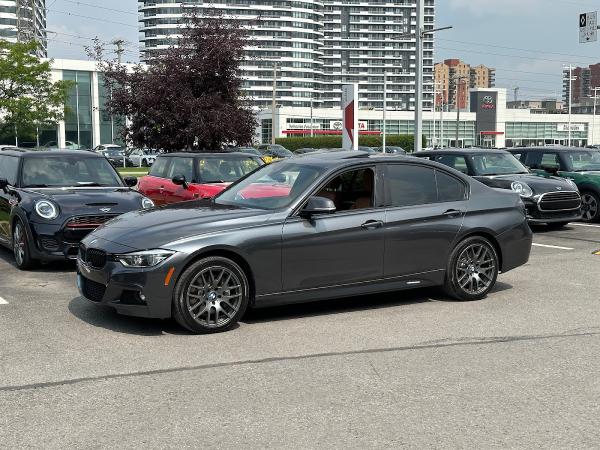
(20, 156), (123, 187)
(270, 147), (293, 158)
(233, 148), (262, 156)
(198, 157), (262, 183)
(215, 161), (327, 210)
(564, 151), (600, 171)
(105, 149), (125, 156)
(469, 153), (529, 176)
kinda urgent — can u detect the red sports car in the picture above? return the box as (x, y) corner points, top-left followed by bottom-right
(138, 152), (264, 205)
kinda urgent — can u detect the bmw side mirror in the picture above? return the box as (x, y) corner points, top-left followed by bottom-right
(124, 176), (138, 187)
(172, 174), (188, 188)
(0, 178), (8, 191)
(301, 196), (336, 218)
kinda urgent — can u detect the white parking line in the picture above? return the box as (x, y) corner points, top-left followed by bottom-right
(0, 296), (8, 305)
(532, 243), (574, 251)
(571, 223), (600, 228)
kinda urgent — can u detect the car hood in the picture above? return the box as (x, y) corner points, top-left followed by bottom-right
(84, 200), (275, 250)
(473, 173), (576, 194)
(24, 187), (145, 217)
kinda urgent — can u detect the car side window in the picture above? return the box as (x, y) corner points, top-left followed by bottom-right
(436, 170), (467, 203)
(148, 157), (170, 178)
(386, 164), (437, 207)
(0, 155), (19, 185)
(167, 157), (194, 182)
(524, 152), (542, 169)
(434, 155), (469, 174)
(315, 168), (375, 212)
(540, 152), (560, 169)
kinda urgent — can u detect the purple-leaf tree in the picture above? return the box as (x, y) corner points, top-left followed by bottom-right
(89, 11), (256, 151)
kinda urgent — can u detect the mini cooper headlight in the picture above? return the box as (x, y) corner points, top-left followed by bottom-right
(115, 249), (174, 268)
(35, 200), (59, 219)
(141, 197), (155, 209)
(511, 181), (533, 198)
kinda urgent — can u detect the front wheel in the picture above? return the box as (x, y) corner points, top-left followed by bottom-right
(173, 256), (250, 333)
(444, 236), (499, 301)
(581, 191), (600, 222)
(12, 220), (37, 270)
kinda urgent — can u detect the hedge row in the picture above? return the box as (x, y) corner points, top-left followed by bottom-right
(275, 134), (426, 152)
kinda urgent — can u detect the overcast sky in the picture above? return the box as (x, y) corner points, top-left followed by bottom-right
(47, 0), (600, 100)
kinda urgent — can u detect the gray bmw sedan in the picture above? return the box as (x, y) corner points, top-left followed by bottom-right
(77, 151), (532, 333)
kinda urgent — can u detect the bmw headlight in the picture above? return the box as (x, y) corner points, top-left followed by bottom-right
(141, 197), (155, 209)
(511, 181), (533, 198)
(115, 249), (174, 268)
(35, 200), (59, 220)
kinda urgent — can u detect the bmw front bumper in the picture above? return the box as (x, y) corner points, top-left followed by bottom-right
(77, 251), (185, 319)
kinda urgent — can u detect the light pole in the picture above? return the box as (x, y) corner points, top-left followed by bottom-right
(454, 76), (469, 148)
(271, 64), (278, 145)
(413, 0), (452, 152)
(563, 64), (576, 147)
(440, 89), (445, 148)
(310, 95), (314, 138)
(383, 72), (387, 152)
(592, 87), (600, 146)
(432, 81), (437, 148)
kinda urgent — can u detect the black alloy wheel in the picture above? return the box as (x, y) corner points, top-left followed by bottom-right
(581, 191), (600, 222)
(444, 236), (499, 301)
(173, 256), (250, 333)
(12, 220), (36, 270)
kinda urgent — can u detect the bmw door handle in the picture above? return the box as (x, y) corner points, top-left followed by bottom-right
(361, 220), (384, 230)
(443, 209), (464, 217)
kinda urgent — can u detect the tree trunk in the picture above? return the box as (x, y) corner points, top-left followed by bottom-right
(14, 124), (18, 147)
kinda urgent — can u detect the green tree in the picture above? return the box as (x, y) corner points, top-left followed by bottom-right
(0, 41), (72, 146)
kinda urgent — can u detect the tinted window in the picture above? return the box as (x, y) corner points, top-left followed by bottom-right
(21, 157), (121, 187)
(197, 157), (262, 183)
(315, 168), (375, 211)
(0, 155), (19, 185)
(149, 157), (170, 178)
(167, 157), (194, 181)
(540, 153), (560, 168)
(436, 171), (467, 202)
(387, 165), (437, 207)
(434, 155), (469, 174)
(469, 153), (528, 175)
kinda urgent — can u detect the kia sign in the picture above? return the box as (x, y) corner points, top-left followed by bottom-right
(341, 84), (358, 150)
(580, 11), (598, 43)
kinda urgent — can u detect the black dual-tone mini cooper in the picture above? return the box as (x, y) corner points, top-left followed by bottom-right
(0, 149), (155, 269)
(415, 149), (582, 228)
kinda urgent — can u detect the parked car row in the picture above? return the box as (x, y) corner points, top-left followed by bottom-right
(1, 145), (597, 334)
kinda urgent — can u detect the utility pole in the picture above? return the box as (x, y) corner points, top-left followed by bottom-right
(432, 81), (437, 148)
(564, 64), (576, 147)
(383, 72), (387, 152)
(112, 39), (126, 64)
(592, 87), (600, 146)
(412, 0), (452, 153)
(440, 89), (445, 148)
(271, 64), (278, 145)
(310, 95), (314, 138)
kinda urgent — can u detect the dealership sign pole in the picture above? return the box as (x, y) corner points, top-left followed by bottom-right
(342, 84), (359, 150)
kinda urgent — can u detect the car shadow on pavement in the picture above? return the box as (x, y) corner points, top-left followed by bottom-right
(67, 296), (199, 336)
(0, 246), (76, 273)
(242, 282), (513, 325)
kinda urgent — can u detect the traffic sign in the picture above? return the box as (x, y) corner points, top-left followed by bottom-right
(579, 11), (598, 43)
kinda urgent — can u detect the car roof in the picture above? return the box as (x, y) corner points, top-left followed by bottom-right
(3, 149), (103, 158)
(416, 148), (510, 156)
(156, 152), (260, 158)
(508, 146), (596, 152)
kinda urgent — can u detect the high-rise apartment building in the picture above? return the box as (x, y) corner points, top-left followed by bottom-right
(0, 0), (47, 57)
(563, 63), (600, 108)
(138, 1), (435, 111)
(434, 59), (495, 110)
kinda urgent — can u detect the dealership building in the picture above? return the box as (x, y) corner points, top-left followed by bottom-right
(41, 61), (593, 150)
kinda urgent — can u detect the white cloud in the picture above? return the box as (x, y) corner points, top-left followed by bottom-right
(447, 0), (544, 17)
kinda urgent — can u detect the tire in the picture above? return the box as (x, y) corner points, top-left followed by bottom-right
(443, 236), (499, 301)
(173, 256), (250, 333)
(12, 219), (37, 270)
(581, 191), (600, 223)
(142, 159), (148, 167)
(546, 222), (569, 229)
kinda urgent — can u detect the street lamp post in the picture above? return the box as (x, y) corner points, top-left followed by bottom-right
(454, 76), (469, 148)
(592, 87), (600, 146)
(383, 72), (387, 152)
(563, 64), (576, 147)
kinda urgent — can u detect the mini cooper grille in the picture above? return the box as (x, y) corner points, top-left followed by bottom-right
(79, 246), (107, 270)
(81, 276), (106, 302)
(66, 215), (116, 229)
(538, 191), (581, 211)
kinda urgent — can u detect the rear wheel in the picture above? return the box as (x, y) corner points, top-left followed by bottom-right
(444, 236), (499, 301)
(12, 220), (37, 270)
(581, 191), (600, 222)
(173, 256), (250, 333)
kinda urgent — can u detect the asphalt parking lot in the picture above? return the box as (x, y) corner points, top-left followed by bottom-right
(1, 224), (600, 448)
